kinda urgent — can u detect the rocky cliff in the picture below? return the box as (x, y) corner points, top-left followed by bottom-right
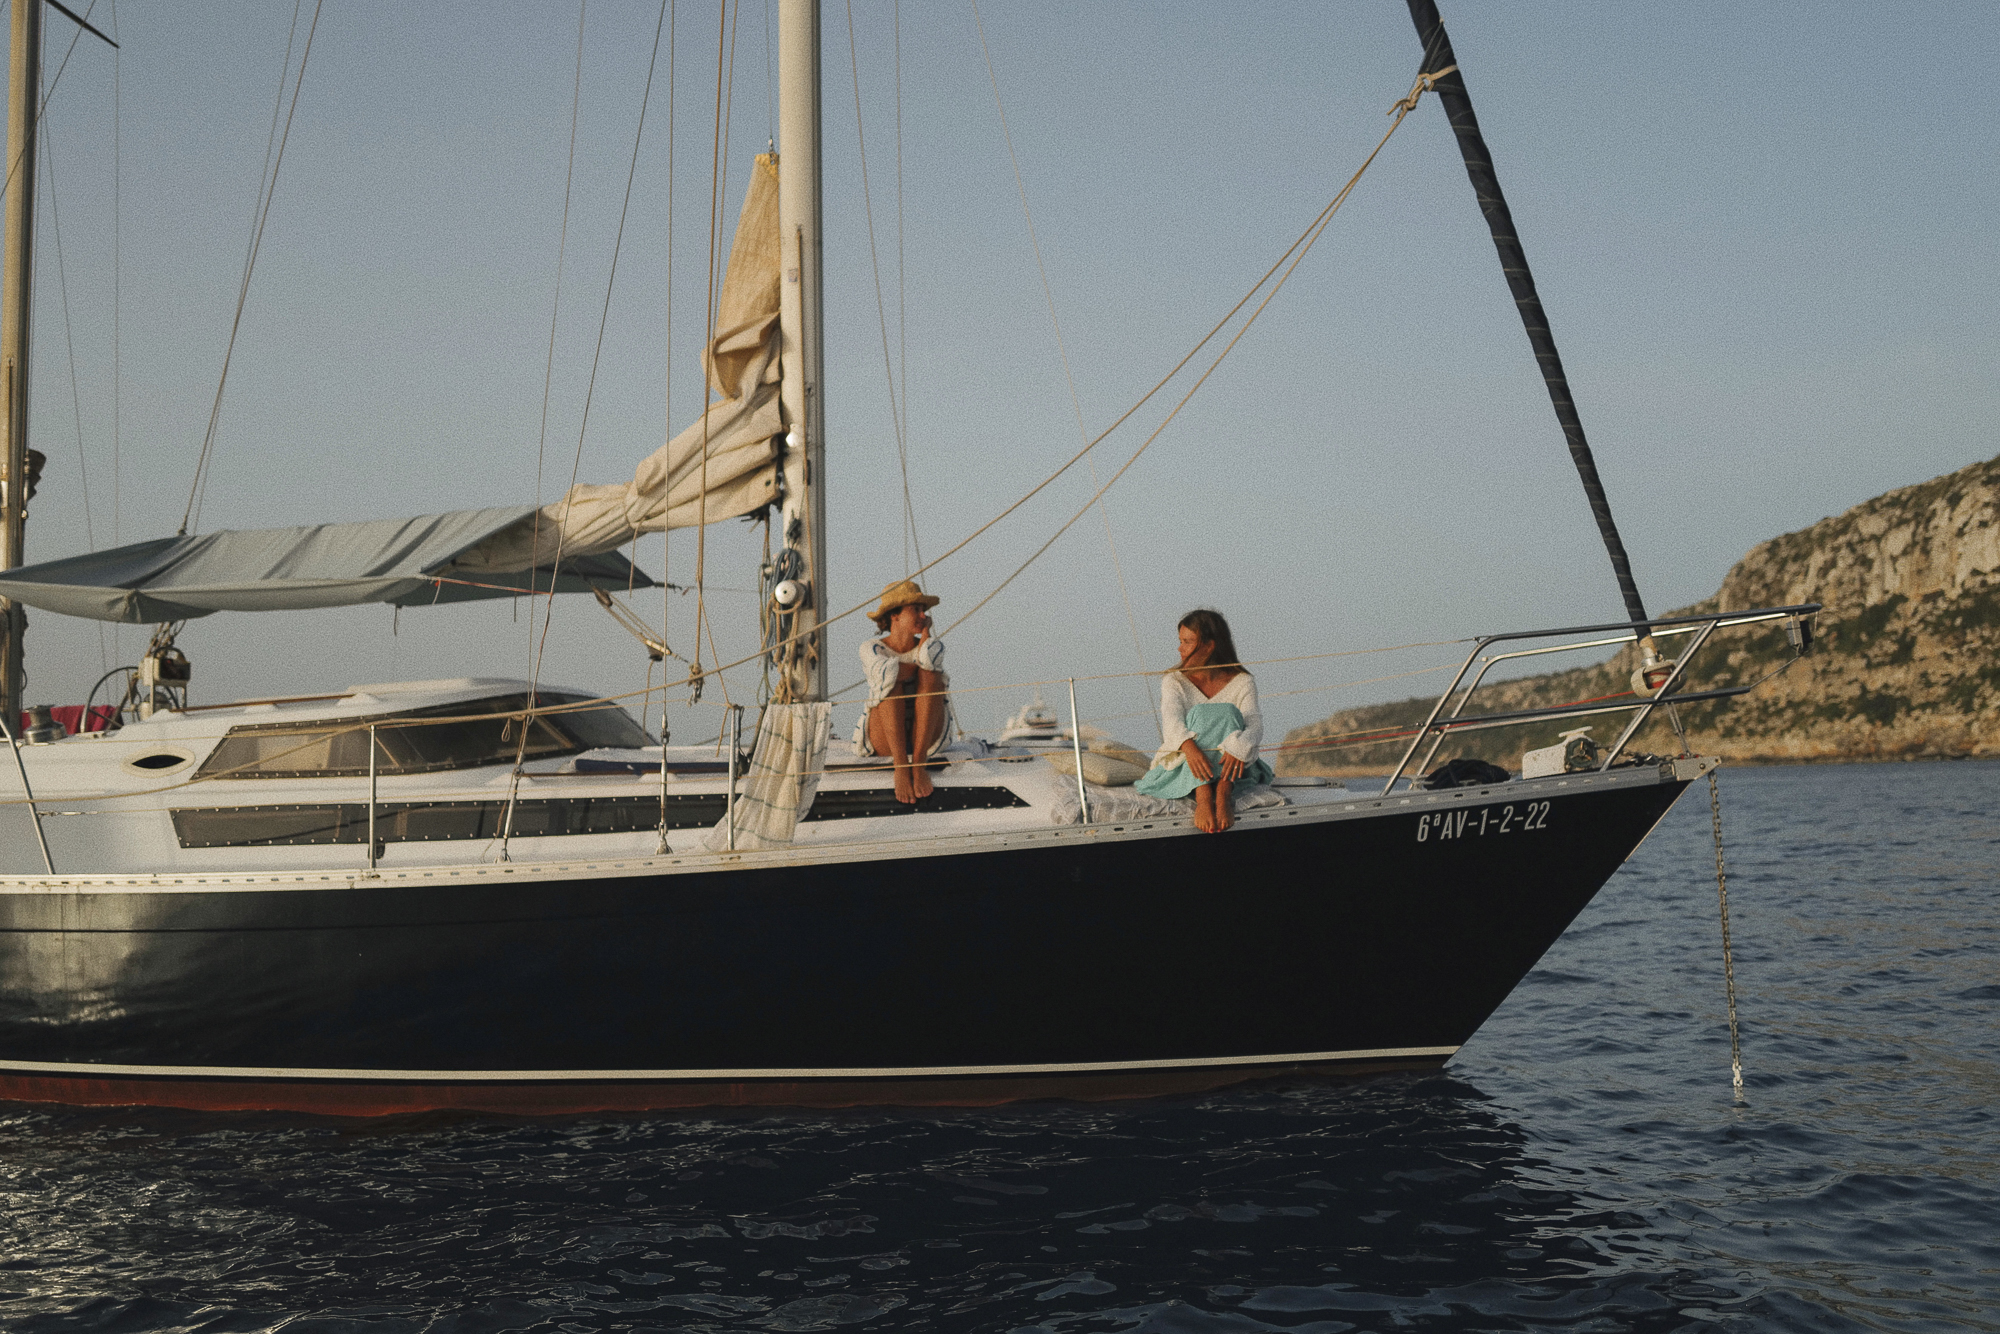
(1280, 454), (2000, 774)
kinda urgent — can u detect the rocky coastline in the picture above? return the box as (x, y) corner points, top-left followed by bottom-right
(1280, 454), (2000, 775)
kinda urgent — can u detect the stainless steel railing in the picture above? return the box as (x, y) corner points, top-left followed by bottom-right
(1381, 603), (1822, 794)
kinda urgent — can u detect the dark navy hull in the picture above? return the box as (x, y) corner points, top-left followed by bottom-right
(0, 770), (1688, 1113)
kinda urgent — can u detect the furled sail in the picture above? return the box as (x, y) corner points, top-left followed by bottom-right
(454, 153), (786, 575)
(0, 507), (650, 624)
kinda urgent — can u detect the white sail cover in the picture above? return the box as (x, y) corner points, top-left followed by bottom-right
(0, 507), (650, 624)
(456, 154), (786, 575)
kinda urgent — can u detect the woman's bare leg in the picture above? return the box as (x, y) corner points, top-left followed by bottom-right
(867, 694), (918, 803)
(909, 669), (947, 799)
(1213, 775), (1235, 832)
(1193, 782), (1219, 833)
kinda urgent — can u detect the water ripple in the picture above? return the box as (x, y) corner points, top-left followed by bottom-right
(3, 761), (1997, 1331)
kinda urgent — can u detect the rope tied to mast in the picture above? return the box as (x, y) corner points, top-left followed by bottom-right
(1389, 64), (1456, 115)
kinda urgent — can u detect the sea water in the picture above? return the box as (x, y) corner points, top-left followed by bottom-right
(2, 760), (1995, 1332)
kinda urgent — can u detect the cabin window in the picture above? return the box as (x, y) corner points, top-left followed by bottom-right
(195, 692), (653, 780)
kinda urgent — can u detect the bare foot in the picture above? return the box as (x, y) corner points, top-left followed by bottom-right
(910, 762), (935, 800)
(1193, 784), (1219, 833)
(893, 760), (918, 804)
(1213, 777), (1235, 831)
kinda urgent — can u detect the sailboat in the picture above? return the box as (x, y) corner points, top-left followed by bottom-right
(0, 1), (1816, 1114)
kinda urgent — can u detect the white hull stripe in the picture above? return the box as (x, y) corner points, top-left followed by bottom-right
(0, 1046), (1458, 1083)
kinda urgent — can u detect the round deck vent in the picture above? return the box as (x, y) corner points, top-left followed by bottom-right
(129, 752), (190, 771)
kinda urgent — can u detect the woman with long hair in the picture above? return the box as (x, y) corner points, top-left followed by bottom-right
(1133, 608), (1273, 832)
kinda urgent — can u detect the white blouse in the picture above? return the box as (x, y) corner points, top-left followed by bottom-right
(1151, 669), (1263, 768)
(858, 635), (948, 710)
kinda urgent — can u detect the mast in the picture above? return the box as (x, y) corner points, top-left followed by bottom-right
(775, 0), (827, 702)
(1405, 0), (1651, 632)
(1, 0), (40, 724)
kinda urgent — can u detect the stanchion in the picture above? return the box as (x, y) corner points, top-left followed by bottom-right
(367, 724), (379, 870)
(656, 720), (672, 855)
(726, 705), (745, 850)
(1067, 678), (1091, 824)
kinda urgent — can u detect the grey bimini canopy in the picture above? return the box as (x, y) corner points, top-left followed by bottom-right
(0, 506), (652, 625)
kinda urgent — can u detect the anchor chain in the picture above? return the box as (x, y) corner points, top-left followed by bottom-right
(1706, 769), (1744, 1101)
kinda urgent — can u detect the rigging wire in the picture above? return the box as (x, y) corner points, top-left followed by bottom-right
(528, 2), (589, 677)
(233, 0), (302, 333)
(110, 0), (120, 664)
(0, 0), (105, 201)
(970, 0), (1150, 716)
(37, 125), (103, 669)
(656, 0), (678, 740)
(938, 66), (1432, 643)
(845, 0), (919, 572)
(668, 66), (1440, 695)
(761, 0), (775, 147)
(894, 0), (908, 542)
(704, 0), (743, 711)
(691, 0), (732, 707)
(508, 0), (673, 857)
(526, 0), (673, 697)
(181, 0), (325, 538)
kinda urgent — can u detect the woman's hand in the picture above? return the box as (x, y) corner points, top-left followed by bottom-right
(1180, 738), (1214, 783)
(1218, 751), (1246, 782)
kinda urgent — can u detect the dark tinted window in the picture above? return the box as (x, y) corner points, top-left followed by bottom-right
(197, 692), (654, 780)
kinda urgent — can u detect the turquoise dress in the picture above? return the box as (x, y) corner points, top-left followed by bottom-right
(1132, 701), (1275, 799)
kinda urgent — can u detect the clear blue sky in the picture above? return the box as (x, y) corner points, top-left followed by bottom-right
(13, 1), (1998, 746)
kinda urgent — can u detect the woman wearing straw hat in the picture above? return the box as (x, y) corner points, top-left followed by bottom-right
(856, 578), (953, 803)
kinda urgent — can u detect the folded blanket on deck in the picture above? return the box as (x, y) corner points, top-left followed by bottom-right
(703, 702), (832, 850)
(1042, 737), (1154, 787)
(1047, 781), (1287, 826)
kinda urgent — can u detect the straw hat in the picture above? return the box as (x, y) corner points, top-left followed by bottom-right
(870, 578), (940, 629)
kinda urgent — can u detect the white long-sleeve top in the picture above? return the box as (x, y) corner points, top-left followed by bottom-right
(859, 635), (947, 710)
(1152, 669), (1263, 768)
